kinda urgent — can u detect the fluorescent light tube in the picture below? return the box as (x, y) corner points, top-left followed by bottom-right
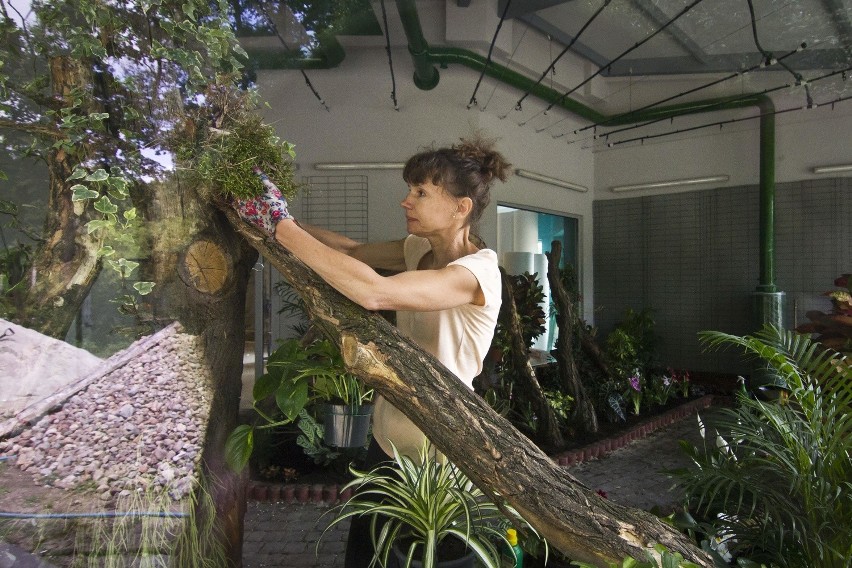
(314, 162), (405, 170)
(610, 175), (729, 193)
(812, 164), (852, 174)
(515, 169), (588, 193)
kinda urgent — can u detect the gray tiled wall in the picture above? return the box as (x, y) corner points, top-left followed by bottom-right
(593, 177), (851, 376)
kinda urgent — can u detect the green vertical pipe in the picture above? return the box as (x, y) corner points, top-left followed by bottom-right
(395, 0), (439, 90)
(757, 97), (777, 293)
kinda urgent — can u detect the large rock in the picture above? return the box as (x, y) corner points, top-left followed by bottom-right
(0, 318), (102, 423)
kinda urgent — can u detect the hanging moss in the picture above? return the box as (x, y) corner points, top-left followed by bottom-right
(174, 82), (299, 201)
(195, 113), (298, 201)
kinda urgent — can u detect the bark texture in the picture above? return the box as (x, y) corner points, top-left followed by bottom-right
(142, 181), (256, 566)
(17, 57), (103, 338)
(220, 206), (712, 568)
(499, 268), (564, 449)
(545, 241), (599, 435)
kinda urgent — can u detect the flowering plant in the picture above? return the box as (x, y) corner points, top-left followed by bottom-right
(652, 373), (675, 406)
(669, 368), (691, 398)
(627, 370), (642, 415)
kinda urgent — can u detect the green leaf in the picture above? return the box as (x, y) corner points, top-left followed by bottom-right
(123, 207), (137, 221)
(85, 168), (109, 182)
(67, 168), (88, 181)
(93, 195), (118, 215)
(108, 258), (139, 278)
(97, 245), (116, 257)
(253, 371), (282, 402)
(71, 185), (99, 201)
(276, 379), (309, 422)
(85, 219), (112, 234)
(133, 281), (155, 295)
(224, 424), (254, 472)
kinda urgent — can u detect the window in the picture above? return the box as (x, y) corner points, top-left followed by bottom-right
(496, 205), (580, 352)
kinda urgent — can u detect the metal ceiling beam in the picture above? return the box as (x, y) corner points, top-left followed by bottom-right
(631, 0), (709, 65)
(819, 0), (852, 59)
(498, 0), (573, 20)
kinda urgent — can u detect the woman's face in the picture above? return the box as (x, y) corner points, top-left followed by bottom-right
(400, 181), (460, 237)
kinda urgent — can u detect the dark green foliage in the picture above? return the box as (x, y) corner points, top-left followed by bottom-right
(672, 325), (852, 567)
(226, 337), (372, 471)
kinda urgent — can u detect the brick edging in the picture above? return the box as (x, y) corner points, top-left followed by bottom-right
(246, 394), (717, 505)
(550, 394), (716, 466)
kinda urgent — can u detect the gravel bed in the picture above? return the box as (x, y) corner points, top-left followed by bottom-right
(0, 330), (212, 502)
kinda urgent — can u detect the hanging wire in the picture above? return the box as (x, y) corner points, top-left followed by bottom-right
(467, 0), (512, 109)
(541, 0), (706, 115)
(744, 0), (814, 108)
(258, 2), (330, 111)
(595, 64), (851, 142)
(574, 43), (807, 134)
(482, 25), (528, 111)
(379, 0), (399, 110)
(607, 93), (852, 147)
(514, 0), (613, 112)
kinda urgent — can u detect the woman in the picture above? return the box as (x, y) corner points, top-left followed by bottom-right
(236, 135), (511, 567)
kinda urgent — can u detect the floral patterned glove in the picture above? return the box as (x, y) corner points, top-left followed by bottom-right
(233, 167), (292, 235)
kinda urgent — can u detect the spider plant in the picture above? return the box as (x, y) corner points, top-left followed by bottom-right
(323, 442), (545, 568)
(672, 325), (851, 567)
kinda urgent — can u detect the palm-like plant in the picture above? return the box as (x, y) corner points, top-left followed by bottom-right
(323, 442), (544, 568)
(673, 325), (851, 567)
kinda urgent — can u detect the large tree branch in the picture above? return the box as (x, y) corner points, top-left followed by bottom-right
(218, 205), (711, 567)
(0, 118), (63, 138)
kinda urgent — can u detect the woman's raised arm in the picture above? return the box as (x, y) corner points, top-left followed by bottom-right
(299, 222), (406, 273)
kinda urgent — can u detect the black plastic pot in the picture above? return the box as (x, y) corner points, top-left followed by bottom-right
(390, 538), (476, 568)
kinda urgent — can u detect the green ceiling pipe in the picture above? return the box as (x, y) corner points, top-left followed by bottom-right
(395, 0), (778, 300)
(395, 0), (440, 90)
(427, 46), (607, 123)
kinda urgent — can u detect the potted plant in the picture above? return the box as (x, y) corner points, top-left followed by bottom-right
(225, 337), (374, 471)
(296, 338), (375, 447)
(323, 442), (545, 568)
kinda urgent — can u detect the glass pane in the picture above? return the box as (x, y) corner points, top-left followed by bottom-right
(496, 205), (580, 353)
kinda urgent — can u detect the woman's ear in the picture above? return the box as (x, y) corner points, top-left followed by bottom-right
(457, 197), (473, 219)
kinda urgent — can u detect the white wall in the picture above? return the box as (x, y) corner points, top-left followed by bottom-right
(252, 0), (852, 326)
(255, 41), (599, 318)
(594, 101), (852, 199)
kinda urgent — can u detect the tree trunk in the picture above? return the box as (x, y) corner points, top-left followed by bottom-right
(499, 268), (564, 450)
(16, 57), (103, 338)
(219, 206), (712, 568)
(545, 241), (599, 435)
(142, 181), (256, 567)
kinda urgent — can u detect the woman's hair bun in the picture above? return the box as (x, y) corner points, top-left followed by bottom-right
(453, 134), (512, 184)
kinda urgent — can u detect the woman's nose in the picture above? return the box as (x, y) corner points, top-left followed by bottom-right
(400, 196), (412, 209)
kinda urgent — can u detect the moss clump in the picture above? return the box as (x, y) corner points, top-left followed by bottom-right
(174, 81), (299, 201)
(196, 113), (298, 201)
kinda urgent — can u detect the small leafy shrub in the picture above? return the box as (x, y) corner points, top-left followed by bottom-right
(672, 325), (851, 568)
(604, 308), (658, 380)
(225, 337), (372, 471)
